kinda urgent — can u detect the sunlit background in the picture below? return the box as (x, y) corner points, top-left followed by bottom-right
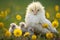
(0, 0), (60, 40)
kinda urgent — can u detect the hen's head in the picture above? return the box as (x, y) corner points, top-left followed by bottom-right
(26, 2), (45, 15)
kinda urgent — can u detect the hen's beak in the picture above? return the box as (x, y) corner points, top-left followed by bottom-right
(34, 11), (37, 15)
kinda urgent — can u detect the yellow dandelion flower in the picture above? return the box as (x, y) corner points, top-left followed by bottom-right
(13, 28), (22, 37)
(55, 5), (59, 11)
(45, 12), (50, 18)
(46, 32), (53, 39)
(1, 11), (5, 18)
(24, 32), (30, 37)
(16, 15), (21, 20)
(52, 19), (59, 28)
(5, 30), (11, 37)
(42, 23), (48, 28)
(0, 22), (4, 28)
(56, 12), (60, 19)
(32, 34), (37, 40)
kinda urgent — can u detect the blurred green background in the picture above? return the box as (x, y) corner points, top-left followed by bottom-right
(0, 0), (60, 28)
(0, 0), (60, 39)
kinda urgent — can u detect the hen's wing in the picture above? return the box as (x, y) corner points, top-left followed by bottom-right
(40, 18), (58, 34)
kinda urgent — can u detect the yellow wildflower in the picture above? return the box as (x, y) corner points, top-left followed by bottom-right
(45, 12), (50, 18)
(42, 23), (48, 28)
(52, 19), (59, 28)
(55, 5), (59, 11)
(46, 32), (53, 39)
(1, 11), (5, 18)
(16, 15), (21, 20)
(24, 32), (30, 37)
(32, 34), (37, 40)
(13, 28), (22, 37)
(5, 30), (11, 37)
(56, 12), (60, 19)
(0, 22), (4, 28)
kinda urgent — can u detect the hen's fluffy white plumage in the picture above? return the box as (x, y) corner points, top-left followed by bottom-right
(25, 2), (58, 34)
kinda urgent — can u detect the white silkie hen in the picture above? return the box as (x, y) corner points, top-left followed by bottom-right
(25, 2), (58, 34)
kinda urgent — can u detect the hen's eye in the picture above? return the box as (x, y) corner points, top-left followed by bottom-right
(32, 10), (33, 11)
(37, 9), (39, 11)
